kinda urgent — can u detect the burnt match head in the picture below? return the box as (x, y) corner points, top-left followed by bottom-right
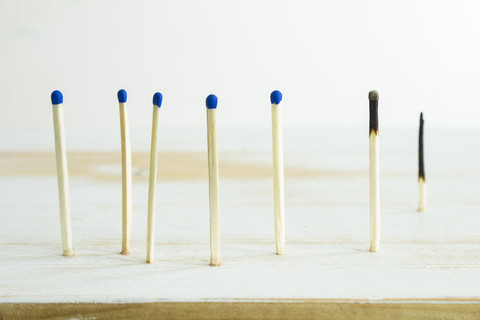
(418, 112), (425, 181)
(369, 90), (379, 135)
(368, 90), (379, 101)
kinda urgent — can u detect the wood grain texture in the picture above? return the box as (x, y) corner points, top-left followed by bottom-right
(2, 301), (480, 320)
(51, 104), (74, 256)
(369, 133), (380, 252)
(146, 105), (160, 263)
(118, 102), (132, 255)
(1, 141), (480, 319)
(0, 152), (361, 180)
(418, 178), (426, 212)
(207, 108), (221, 266)
(271, 103), (285, 255)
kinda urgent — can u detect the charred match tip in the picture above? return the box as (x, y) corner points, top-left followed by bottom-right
(419, 111), (425, 181)
(368, 90), (379, 101)
(51, 90), (63, 105)
(153, 92), (163, 108)
(117, 89), (127, 103)
(369, 90), (379, 135)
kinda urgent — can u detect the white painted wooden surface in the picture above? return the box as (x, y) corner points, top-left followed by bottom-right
(1, 128), (480, 303)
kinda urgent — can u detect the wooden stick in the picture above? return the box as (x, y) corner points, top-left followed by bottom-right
(418, 112), (426, 212)
(51, 90), (74, 257)
(270, 90), (285, 255)
(118, 89), (132, 255)
(206, 94), (221, 266)
(368, 90), (381, 252)
(146, 92), (163, 263)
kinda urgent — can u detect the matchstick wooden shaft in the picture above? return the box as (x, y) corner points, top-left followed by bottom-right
(119, 102), (132, 255)
(271, 103), (285, 255)
(418, 178), (426, 212)
(369, 133), (380, 252)
(146, 105), (160, 263)
(52, 104), (74, 257)
(418, 113), (426, 212)
(207, 108), (221, 266)
(368, 91), (380, 252)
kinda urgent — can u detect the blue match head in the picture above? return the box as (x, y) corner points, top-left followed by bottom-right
(153, 92), (163, 108)
(270, 90), (282, 104)
(206, 94), (218, 109)
(51, 90), (63, 105)
(117, 89), (127, 103)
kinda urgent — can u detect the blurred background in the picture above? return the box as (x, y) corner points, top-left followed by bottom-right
(0, 0), (479, 151)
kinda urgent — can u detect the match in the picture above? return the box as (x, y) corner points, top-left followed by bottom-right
(146, 92), (163, 263)
(418, 112), (426, 212)
(118, 89), (132, 255)
(206, 94), (221, 266)
(51, 90), (74, 257)
(368, 90), (381, 252)
(270, 90), (285, 255)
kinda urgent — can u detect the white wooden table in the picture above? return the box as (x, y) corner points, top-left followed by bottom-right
(1, 128), (480, 319)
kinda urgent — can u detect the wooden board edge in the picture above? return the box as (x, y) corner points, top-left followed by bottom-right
(2, 300), (480, 320)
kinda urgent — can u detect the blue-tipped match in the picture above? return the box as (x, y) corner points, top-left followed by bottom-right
(270, 90), (282, 105)
(117, 89), (127, 103)
(206, 94), (218, 109)
(153, 92), (163, 108)
(51, 90), (63, 105)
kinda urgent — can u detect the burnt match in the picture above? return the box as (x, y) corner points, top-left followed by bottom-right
(418, 112), (426, 212)
(368, 90), (381, 252)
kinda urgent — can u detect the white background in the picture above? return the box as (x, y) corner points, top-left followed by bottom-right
(1, 0), (479, 134)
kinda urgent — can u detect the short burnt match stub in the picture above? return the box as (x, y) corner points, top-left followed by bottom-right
(369, 90), (379, 135)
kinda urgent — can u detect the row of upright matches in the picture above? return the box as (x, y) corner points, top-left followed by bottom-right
(50, 89), (426, 265)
